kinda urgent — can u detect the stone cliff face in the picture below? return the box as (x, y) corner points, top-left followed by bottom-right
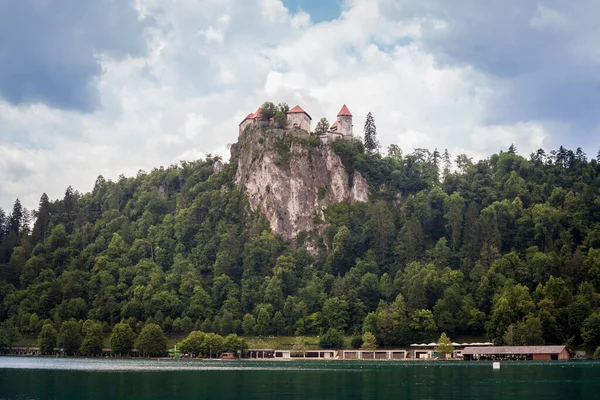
(234, 126), (369, 245)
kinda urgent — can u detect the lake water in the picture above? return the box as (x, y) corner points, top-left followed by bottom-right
(1, 357), (599, 399)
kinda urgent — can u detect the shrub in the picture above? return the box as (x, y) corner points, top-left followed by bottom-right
(361, 332), (377, 349)
(319, 328), (345, 349)
(350, 336), (363, 349)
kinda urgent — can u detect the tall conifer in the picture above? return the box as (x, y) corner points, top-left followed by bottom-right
(363, 112), (379, 154)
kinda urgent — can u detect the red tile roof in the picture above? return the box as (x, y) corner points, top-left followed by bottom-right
(337, 104), (352, 116)
(288, 105), (306, 114)
(287, 105), (312, 120)
(330, 121), (338, 130)
(462, 346), (567, 355)
(239, 113), (255, 125)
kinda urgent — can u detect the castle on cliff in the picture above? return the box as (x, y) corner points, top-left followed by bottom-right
(239, 104), (354, 142)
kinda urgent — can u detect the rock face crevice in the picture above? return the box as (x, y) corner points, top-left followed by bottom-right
(234, 127), (369, 244)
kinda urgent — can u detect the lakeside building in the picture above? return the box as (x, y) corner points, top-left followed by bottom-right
(409, 342), (494, 359)
(247, 342), (497, 361)
(461, 346), (571, 361)
(3, 344), (571, 361)
(340, 350), (408, 360)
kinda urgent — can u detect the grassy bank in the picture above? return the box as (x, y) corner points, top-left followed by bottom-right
(14, 335), (342, 350)
(15, 334), (489, 350)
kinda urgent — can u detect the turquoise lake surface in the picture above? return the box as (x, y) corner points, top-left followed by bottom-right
(1, 357), (599, 399)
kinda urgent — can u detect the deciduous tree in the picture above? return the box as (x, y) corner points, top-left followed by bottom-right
(135, 324), (167, 357)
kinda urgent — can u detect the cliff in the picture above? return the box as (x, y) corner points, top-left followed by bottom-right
(233, 126), (369, 246)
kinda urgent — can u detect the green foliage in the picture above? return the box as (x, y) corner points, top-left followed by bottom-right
(260, 102), (277, 121)
(410, 309), (437, 342)
(319, 328), (345, 349)
(201, 333), (225, 358)
(223, 334), (248, 356)
(434, 332), (454, 358)
(80, 320), (104, 356)
(2, 143), (600, 351)
(38, 323), (58, 354)
(363, 112), (379, 155)
(291, 337), (307, 355)
(361, 332), (377, 349)
(109, 322), (135, 355)
(330, 139), (362, 187)
(0, 319), (21, 349)
(582, 312), (600, 349)
(178, 331), (206, 355)
(273, 132), (321, 167)
(317, 186), (327, 201)
(322, 297), (349, 331)
(242, 314), (257, 336)
(315, 118), (329, 135)
(271, 103), (290, 129)
(351, 335), (363, 349)
(135, 324), (167, 357)
(59, 319), (82, 356)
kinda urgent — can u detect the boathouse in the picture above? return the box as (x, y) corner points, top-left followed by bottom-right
(247, 349), (335, 359)
(461, 346), (571, 361)
(340, 350), (407, 360)
(409, 342), (493, 359)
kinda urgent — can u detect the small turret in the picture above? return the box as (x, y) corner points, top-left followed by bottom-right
(337, 105), (353, 138)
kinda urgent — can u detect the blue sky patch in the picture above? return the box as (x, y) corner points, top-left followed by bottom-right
(282, 0), (342, 23)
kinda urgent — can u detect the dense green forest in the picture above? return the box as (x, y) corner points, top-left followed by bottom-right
(1, 137), (600, 354)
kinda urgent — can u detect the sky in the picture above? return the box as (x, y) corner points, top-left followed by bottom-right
(1, 0), (600, 211)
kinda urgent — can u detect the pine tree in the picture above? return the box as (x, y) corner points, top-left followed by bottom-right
(432, 148), (440, 168)
(0, 208), (6, 242)
(8, 199), (22, 235)
(361, 332), (377, 349)
(20, 208), (32, 236)
(32, 193), (51, 244)
(435, 332), (454, 359)
(363, 112), (379, 154)
(432, 148), (441, 182)
(442, 149), (451, 176)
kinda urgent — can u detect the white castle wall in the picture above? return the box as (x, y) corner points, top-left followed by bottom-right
(287, 113), (311, 131)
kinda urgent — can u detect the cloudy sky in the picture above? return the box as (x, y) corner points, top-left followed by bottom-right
(1, 0), (599, 211)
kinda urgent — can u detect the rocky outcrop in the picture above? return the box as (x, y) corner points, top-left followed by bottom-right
(234, 126), (369, 245)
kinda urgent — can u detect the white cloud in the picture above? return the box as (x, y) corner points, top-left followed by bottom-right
(291, 11), (311, 30)
(469, 122), (550, 157)
(0, 0), (594, 211)
(530, 5), (571, 31)
(200, 26), (225, 44)
(259, 0), (289, 22)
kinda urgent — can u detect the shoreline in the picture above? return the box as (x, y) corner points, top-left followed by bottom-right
(0, 354), (582, 362)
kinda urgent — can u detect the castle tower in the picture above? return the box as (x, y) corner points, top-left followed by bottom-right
(337, 105), (353, 138)
(287, 105), (312, 131)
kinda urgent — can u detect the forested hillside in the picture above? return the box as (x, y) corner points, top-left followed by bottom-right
(1, 137), (600, 352)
